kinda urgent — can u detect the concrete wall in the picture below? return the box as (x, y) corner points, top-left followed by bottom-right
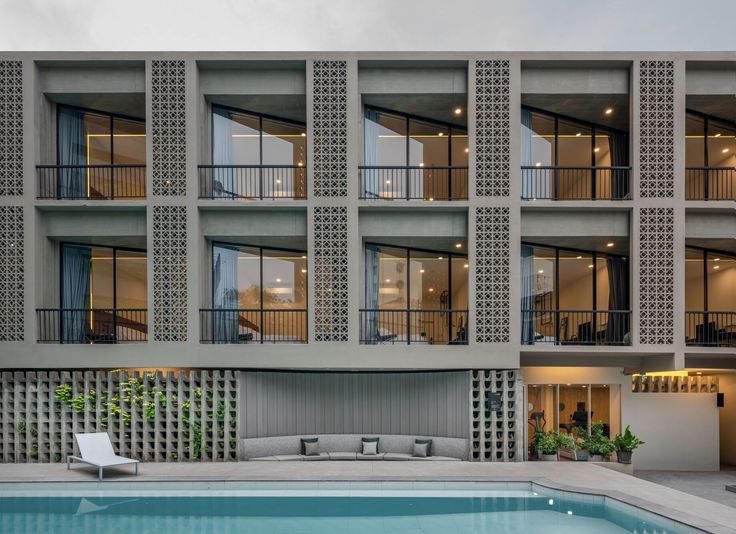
(240, 370), (469, 439)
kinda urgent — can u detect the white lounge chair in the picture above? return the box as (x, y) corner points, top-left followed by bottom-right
(67, 432), (139, 480)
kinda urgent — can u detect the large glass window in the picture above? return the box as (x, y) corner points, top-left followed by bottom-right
(56, 105), (146, 198)
(60, 243), (147, 343)
(210, 243), (307, 343)
(686, 247), (736, 313)
(686, 111), (736, 168)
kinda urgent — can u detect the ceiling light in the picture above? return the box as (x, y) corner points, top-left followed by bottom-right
(464, 263), (469, 268)
(454, 107), (462, 115)
(275, 278), (281, 283)
(577, 255), (582, 259)
(696, 371), (702, 375)
(419, 162), (425, 167)
(535, 162), (542, 167)
(275, 179), (281, 184)
(714, 258), (720, 261)
(714, 265), (720, 270)
(538, 269), (544, 274)
(438, 256), (444, 260)
(594, 147), (600, 153)
(604, 108), (613, 115)
(429, 197), (434, 201)
(455, 243), (462, 248)
(297, 162), (303, 167)
(722, 148), (730, 153)
(464, 147), (469, 153)
(301, 255), (307, 259)
(588, 264), (594, 269)
(428, 288), (434, 292)
(385, 180), (391, 185)
(419, 269), (425, 273)
(301, 269), (307, 273)
(385, 279), (391, 283)
(715, 133), (721, 137)
(301, 132), (306, 137)
(606, 242), (614, 247)
(575, 132), (582, 137)
(438, 132), (444, 137)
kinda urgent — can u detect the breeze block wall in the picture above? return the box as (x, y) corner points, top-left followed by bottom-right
(469, 369), (523, 462)
(0, 370), (239, 463)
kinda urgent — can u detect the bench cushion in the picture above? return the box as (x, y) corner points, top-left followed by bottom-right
(302, 452), (330, 461)
(357, 452), (386, 460)
(328, 452), (357, 460)
(383, 453), (412, 461)
(274, 454), (304, 461)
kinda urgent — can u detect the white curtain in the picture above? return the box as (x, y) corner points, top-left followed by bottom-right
(58, 107), (86, 199)
(212, 107), (235, 198)
(213, 245), (239, 342)
(61, 244), (91, 343)
(520, 109), (534, 199)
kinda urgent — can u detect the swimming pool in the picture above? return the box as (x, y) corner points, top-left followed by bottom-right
(0, 481), (699, 533)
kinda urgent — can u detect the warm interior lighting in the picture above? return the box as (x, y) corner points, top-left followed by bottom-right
(714, 265), (721, 270)
(419, 269), (425, 273)
(385, 278), (391, 283)
(594, 147), (600, 153)
(275, 179), (281, 184)
(385, 180), (391, 185)
(722, 148), (730, 153)
(604, 108), (614, 115)
(438, 132), (444, 137)
(301, 255), (307, 259)
(438, 256), (444, 260)
(715, 133), (721, 137)
(714, 258), (720, 261)
(275, 278), (282, 283)
(428, 197), (434, 201)
(535, 162), (542, 167)
(576, 255), (582, 259)
(606, 242), (614, 247)
(464, 263), (469, 268)
(301, 269), (307, 273)
(538, 269), (544, 274)
(455, 243), (462, 248)
(575, 132), (581, 137)
(297, 162), (303, 167)
(419, 162), (425, 167)
(301, 132), (306, 137)
(428, 288), (434, 292)
(464, 147), (469, 153)
(588, 264), (594, 268)
(454, 107), (462, 115)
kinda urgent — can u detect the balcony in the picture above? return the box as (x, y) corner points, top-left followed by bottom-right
(685, 167), (736, 200)
(521, 166), (631, 200)
(199, 309), (307, 344)
(521, 309), (631, 346)
(359, 166), (468, 201)
(686, 311), (736, 347)
(37, 165), (146, 200)
(198, 165), (307, 200)
(36, 308), (148, 343)
(359, 309), (468, 345)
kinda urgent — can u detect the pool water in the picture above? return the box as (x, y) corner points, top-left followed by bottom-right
(0, 482), (697, 533)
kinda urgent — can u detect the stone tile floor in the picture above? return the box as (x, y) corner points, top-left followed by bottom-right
(0, 461), (735, 533)
(635, 465), (736, 509)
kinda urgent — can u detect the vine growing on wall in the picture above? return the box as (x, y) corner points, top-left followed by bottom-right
(54, 373), (236, 460)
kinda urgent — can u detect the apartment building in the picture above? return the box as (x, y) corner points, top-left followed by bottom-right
(0, 53), (734, 470)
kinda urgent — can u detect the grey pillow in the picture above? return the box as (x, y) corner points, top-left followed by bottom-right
(361, 437), (379, 453)
(413, 441), (428, 458)
(304, 439), (320, 456)
(362, 440), (378, 455)
(415, 439), (433, 456)
(300, 437), (318, 455)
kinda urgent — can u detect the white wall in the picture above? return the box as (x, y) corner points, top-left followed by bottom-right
(622, 393), (719, 471)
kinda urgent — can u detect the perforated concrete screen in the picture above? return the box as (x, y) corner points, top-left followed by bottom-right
(312, 60), (348, 198)
(0, 61), (23, 196)
(470, 369), (523, 462)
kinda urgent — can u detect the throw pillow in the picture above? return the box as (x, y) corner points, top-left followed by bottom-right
(300, 437), (318, 455)
(362, 440), (378, 455)
(412, 441), (428, 458)
(361, 437), (379, 454)
(415, 439), (433, 457)
(303, 439), (320, 456)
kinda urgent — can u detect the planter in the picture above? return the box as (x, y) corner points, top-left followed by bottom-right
(617, 450), (633, 464)
(540, 453), (558, 461)
(574, 450), (589, 461)
(588, 454), (604, 462)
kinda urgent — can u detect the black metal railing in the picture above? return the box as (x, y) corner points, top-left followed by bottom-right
(359, 309), (468, 345)
(199, 309), (307, 344)
(36, 308), (148, 343)
(37, 165), (146, 199)
(685, 167), (736, 200)
(359, 166), (468, 200)
(685, 311), (736, 347)
(198, 165), (307, 199)
(521, 310), (631, 346)
(521, 166), (631, 200)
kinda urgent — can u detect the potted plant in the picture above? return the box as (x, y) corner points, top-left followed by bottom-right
(533, 430), (574, 461)
(613, 426), (644, 464)
(579, 422), (615, 462)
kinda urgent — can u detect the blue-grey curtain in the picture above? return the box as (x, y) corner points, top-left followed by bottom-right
(213, 245), (239, 343)
(58, 107), (86, 199)
(61, 244), (91, 343)
(521, 109), (534, 199)
(212, 107), (235, 198)
(521, 244), (535, 344)
(609, 132), (629, 199)
(365, 245), (380, 342)
(606, 257), (629, 343)
(364, 108), (380, 198)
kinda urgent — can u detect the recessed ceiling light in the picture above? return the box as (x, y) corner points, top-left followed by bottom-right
(714, 258), (720, 261)
(464, 263), (469, 268)
(714, 265), (720, 270)
(438, 132), (444, 137)
(575, 132), (582, 137)
(722, 148), (730, 153)
(606, 242), (614, 247)
(538, 269), (544, 274)
(301, 132), (306, 137)
(428, 197), (434, 201)
(535, 162), (542, 167)
(429, 288), (434, 292)
(464, 147), (469, 153)
(577, 255), (582, 259)
(385, 279), (391, 283)
(301, 255), (307, 259)
(588, 264), (594, 268)
(419, 162), (425, 167)
(438, 256), (444, 260)
(604, 108), (613, 115)
(419, 269), (425, 273)
(301, 269), (307, 273)
(385, 180), (391, 185)
(275, 179), (281, 184)
(276, 278), (282, 283)
(297, 162), (303, 167)
(715, 133), (722, 137)
(696, 371), (702, 375)
(455, 243), (462, 248)
(594, 147), (600, 153)
(454, 107), (462, 115)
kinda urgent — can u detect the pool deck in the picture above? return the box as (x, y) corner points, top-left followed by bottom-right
(1, 461), (735, 533)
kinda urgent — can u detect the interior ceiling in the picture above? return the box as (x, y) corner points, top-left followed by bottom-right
(363, 237), (467, 254)
(686, 95), (736, 124)
(521, 94), (630, 131)
(686, 238), (736, 255)
(362, 94), (468, 127)
(207, 235), (307, 250)
(208, 95), (306, 123)
(51, 236), (147, 249)
(522, 236), (629, 256)
(47, 93), (145, 120)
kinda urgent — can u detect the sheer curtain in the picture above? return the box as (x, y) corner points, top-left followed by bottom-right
(609, 132), (629, 199)
(606, 257), (629, 343)
(58, 107), (86, 199)
(213, 245), (239, 342)
(520, 109), (534, 199)
(212, 107), (235, 198)
(61, 244), (91, 343)
(521, 244), (535, 344)
(363, 108), (380, 198)
(364, 245), (380, 342)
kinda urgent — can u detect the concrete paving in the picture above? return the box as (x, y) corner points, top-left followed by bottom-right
(635, 467), (736, 509)
(1, 461), (735, 533)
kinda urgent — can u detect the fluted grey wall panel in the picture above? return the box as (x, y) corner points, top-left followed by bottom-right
(241, 371), (469, 439)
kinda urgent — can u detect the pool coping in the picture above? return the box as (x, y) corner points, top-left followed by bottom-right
(0, 473), (731, 533)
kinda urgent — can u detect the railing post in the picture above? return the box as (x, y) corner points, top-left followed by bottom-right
(110, 165), (115, 200)
(406, 309), (411, 345)
(259, 166), (264, 200)
(553, 168), (559, 200)
(112, 309), (117, 343)
(555, 310), (560, 345)
(406, 168), (410, 201)
(447, 168), (452, 201)
(591, 167), (597, 200)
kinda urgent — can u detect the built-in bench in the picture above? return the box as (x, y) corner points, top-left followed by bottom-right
(241, 434), (468, 461)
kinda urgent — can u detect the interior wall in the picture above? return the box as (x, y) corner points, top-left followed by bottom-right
(719, 374), (736, 466)
(240, 370), (469, 439)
